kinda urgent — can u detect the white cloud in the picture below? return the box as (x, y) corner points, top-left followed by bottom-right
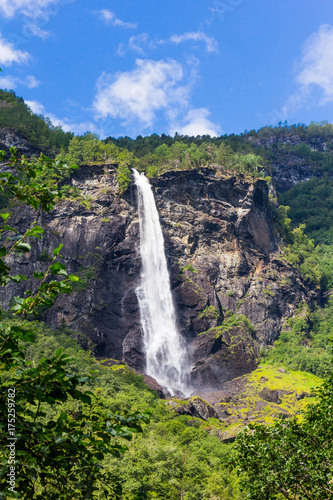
(67, 121), (102, 136)
(0, 0), (59, 19)
(97, 9), (137, 29)
(128, 33), (155, 55)
(169, 108), (221, 137)
(25, 99), (103, 136)
(25, 75), (40, 88)
(0, 74), (39, 89)
(0, 76), (17, 89)
(25, 100), (44, 114)
(93, 58), (190, 128)
(25, 23), (50, 39)
(297, 24), (333, 102)
(117, 31), (218, 57)
(116, 33), (157, 57)
(170, 31), (219, 53)
(92, 58), (219, 136)
(116, 43), (126, 57)
(281, 24), (333, 119)
(26, 99), (71, 129)
(0, 33), (30, 65)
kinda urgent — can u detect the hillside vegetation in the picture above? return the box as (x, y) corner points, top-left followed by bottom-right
(0, 89), (73, 154)
(15, 320), (246, 499)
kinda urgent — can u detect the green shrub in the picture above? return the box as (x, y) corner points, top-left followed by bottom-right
(265, 302), (333, 377)
(117, 163), (132, 193)
(37, 249), (53, 261)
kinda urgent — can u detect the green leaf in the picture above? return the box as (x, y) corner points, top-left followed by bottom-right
(0, 247), (6, 256)
(23, 331), (35, 342)
(14, 242), (31, 252)
(27, 225), (44, 238)
(76, 392), (92, 405)
(7, 235), (22, 241)
(33, 271), (46, 279)
(3, 225), (17, 232)
(110, 364), (126, 371)
(53, 243), (63, 256)
(10, 275), (28, 283)
(0, 213), (10, 221)
(54, 435), (67, 444)
(50, 262), (67, 276)
(68, 275), (81, 282)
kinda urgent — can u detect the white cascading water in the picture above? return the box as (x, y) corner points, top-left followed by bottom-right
(133, 169), (191, 396)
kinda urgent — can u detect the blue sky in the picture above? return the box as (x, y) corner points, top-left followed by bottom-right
(0, 0), (332, 138)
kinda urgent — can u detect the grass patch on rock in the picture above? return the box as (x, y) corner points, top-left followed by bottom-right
(187, 363), (323, 441)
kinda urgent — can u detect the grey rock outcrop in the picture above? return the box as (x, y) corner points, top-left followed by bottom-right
(168, 396), (219, 421)
(0, 127), (41, 158)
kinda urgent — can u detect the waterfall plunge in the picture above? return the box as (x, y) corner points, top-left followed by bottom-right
(133, 169), (191, 396)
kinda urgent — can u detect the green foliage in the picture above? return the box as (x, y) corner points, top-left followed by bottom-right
(275, 219), (333, 290)
(0, 150), (149, 499)
(280, 177), (333, 245)
(275, 219), (323, 287)
(179, 263), (199, 274)
(37, 249), (53, 262)
(72, 263), (100, 291)
(56, 133), (134, 168)
(117, 163), (132, 193)
(199, 311), (255, 338)
(198, 305), (220, 320)
(272, 205), (293, 242)
(265, 301), (333, 377)
(0, 318), (246, 499)
(105, 133), (267, 180)
(106, 418), (244, 500)
(237, 314), (256, 337)
(0, 345), (149, 499)
(233, 363), (333, 500)
(0, 89), (73, 154)
(0, 147), (76, 213)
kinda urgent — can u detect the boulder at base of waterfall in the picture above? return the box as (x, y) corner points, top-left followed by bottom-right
(143, 374), (167, 398)
(168, 396), (219, 421)
(259, 388), (282, 404)
(189, 324), (258, 389)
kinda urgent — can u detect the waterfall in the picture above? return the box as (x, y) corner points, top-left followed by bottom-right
(133, 169), (191, 396)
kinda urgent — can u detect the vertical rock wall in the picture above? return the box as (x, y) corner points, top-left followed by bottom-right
(0, 166), (315, 388)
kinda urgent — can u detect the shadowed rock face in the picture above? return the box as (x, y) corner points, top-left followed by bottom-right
(0, 127), (42, 158)
(0, 165), (316, 389)
(189, 325), (258, 390)
(245, 133), (329, 192)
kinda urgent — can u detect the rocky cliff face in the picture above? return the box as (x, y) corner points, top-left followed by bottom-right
(246, 133), (329, 191)
(149, 170), (314, 388)
(0, 165), (314, 390)
(0, 127), (41, 158)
